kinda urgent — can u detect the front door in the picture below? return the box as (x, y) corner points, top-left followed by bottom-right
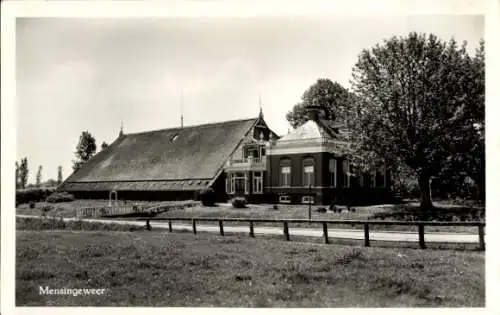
(232, 172), (247, 196)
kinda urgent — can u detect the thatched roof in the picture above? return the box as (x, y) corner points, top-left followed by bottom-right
(62, 117), (259, 191)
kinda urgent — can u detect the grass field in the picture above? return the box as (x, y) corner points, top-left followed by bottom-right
(17, 230), (484, 307)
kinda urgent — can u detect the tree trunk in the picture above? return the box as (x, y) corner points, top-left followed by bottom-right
(418, 174), (434, 220)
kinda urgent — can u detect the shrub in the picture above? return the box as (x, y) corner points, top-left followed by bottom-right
(16, 187), (57, 205)
(46, 192), (75, 203)
(315, 207), (327, 213)
(29, 201), (36, 209)
(40, 205), (53, 216)
(199, 188), (216, 206)
(231, 197), (247, 208)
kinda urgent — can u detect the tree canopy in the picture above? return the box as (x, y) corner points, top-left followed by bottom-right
(349, 32), (484, 211)
(18, 158), (29, 189)
(73, 131), (97, 172)
(286, 78), (352, 128)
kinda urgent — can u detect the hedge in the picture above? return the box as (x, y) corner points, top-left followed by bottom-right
(16, 188), (57, 205)
(46, 192), (75, 203)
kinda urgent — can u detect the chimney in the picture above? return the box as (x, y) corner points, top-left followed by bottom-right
(305, 103), (321, 121)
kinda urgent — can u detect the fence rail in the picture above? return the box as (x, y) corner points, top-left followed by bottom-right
(76, 201), (200, 218)
(133, 217), (485, 250)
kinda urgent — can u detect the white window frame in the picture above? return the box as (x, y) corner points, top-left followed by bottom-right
(253, 171), (263, 194)
(301, 195), (315, 204)
(342, 160), (350, 188)
(228, 172), (248, 194)
(244, 172), (249, 194)
(303, 164), (314, 187)
(279, 195), (291, 203)
(329, 159), (337, 188)
(226, 174), (234, 194)
(280, 165), (291, 187)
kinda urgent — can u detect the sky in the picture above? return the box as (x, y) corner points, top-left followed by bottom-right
(16, 15), (484, 183)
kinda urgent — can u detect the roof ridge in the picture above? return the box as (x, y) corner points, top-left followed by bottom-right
(126, 117), (258, 136)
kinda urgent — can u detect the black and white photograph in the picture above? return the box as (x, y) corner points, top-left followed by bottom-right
(1, 0), (498, 312)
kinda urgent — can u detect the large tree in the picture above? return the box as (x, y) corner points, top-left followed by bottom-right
(73, 131), (97, 172)
(349, 33), (484, 213)
(286, 78), (352, 128)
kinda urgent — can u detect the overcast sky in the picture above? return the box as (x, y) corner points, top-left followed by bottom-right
(16, 15), (483, 183)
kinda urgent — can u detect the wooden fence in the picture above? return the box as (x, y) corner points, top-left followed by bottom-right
(76, 201), (200, 218)
(138, 217), (485, 250)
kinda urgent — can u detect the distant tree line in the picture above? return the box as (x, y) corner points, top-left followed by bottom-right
(15, 159), (64, 189)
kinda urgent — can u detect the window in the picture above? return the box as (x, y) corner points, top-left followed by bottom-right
(301, 195), (315, 204)
(226, 172), (247, 194)
(260, 146), (266, 156)
(279, 195), (291, 203)
(329, 159), (337, 187)
(170, 134), (179, 142)
(303, 158), (315, 187)
(342, 160), (350, 188)
(280, 159), (291, 187)
(226, 173), (234, 194)
(253, 171), (263, 194)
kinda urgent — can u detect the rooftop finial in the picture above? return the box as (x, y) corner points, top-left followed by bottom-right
(119, 119), (124, 137)
(258, 93), (263, 117)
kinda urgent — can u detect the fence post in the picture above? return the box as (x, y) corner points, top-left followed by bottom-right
(283, 221), (290, 241)
(249, 220), (255, 237)
(219, 220), (224, 236)
(478, 224), (485, 251)
(146, 219), (151, 231)
(418, 223), (426, 249)
(192, 219), (197, 235)
(364, 223), (370, 247)
(322, 222), (329, 244)
(168, 219), (173, 232)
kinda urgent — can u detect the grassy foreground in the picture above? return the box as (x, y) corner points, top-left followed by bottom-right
(17, 230), (484, 307)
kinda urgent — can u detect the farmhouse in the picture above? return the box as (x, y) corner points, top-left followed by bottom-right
(61, 107), (392, 205)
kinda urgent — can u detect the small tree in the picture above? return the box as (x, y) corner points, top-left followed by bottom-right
(36, 165), (43, 187)
(19, 158), (29, 189)
(101, 141), (109, 150)
(57, 166), (63, 185)
(73, 131), (97, 172)
(15, 161), (20, 189)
